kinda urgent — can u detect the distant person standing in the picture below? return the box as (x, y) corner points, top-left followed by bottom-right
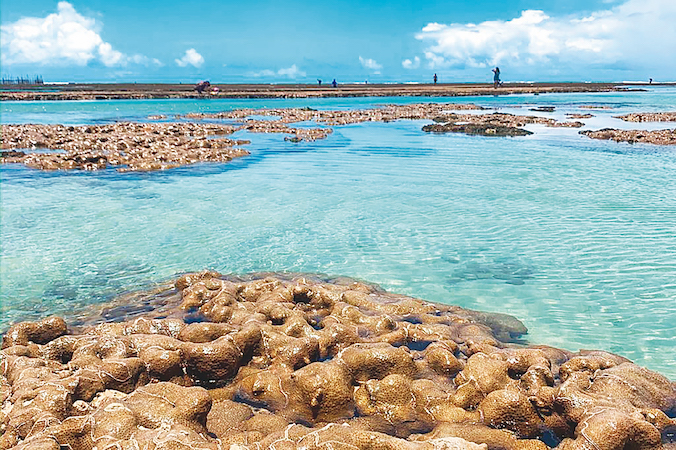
(492, 67), (501, 88)
(318, 79), (322, 85)
(433, 73), (438, 84)
(649, 78), (653, 84)
(332, 79), (337, 88)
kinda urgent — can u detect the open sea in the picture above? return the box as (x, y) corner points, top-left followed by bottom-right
(1, 88), (675, 379)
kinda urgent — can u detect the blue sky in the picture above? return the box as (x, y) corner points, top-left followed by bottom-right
(2, 0), (675, 83)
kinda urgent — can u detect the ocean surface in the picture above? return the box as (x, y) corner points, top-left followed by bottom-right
(1, 87), (675, 379)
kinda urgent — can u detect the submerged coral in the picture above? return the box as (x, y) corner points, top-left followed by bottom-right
(1, 272), (674, 450)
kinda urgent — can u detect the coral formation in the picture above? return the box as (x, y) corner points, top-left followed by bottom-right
(423, 123), (534, 137)
(1, 122), (249, 171)
(2, 104), (589, 172)
(1, 272), (674, 449)
(0, 82), (628, 102)
(580, 128), (676, 145)
(615, 112), (676, 122)
(422, 112), (583, 137)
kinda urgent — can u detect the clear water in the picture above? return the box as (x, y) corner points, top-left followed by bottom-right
(2, 88), (675, 379)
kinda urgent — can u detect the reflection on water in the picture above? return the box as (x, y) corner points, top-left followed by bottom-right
(1, 91), (676, 379)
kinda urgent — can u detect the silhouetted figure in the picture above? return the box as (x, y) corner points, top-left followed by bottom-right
(492, 67), (501, 88)
(649, 78), (653, 84)
(433, 73), (438, 84)
(332, 79), (337, 88)
(195, 80), (210, 94)
(318, 79), (322, 85)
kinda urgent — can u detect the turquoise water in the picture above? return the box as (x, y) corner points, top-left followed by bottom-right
(1, 89), (676, 379)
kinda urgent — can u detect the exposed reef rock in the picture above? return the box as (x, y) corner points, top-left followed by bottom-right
(423, 123), (533, 137)
(0, 123), (249, 171)
(4, 103), (587, 172)
(579, 105), (613, 110)
(1, 272), (675, 450)
(529, 107), (555, 113)
(615, 112), (676, 122)
(0, 82), (629, 102)
(180, 103), (484, 126)
(580, 128), (676, 145)
(422, 112), (582, 137)
(565, 113), (594, 119)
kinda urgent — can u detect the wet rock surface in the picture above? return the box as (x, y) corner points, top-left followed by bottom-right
(181, 103), (484, 127)
(1, 272), (674, 450)
(3, 103), (588, 171)
(0, 123), (249, 171)
(423, 123), (533, 137)
(615, 112), (676, 122)
(580, 128), (676, 145)
(529, 107), (555, 113)
(0, 82), (629, 101)
(422, 112), (582, 137)
(565, 113), (594, 119)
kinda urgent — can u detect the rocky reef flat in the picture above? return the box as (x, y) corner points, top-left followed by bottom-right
(578, 111), (676, 145)
(422, 112), (583, 137)
(1, 103), (589, 172)
(0, 82), (635, 101)
(1, 272), (674, 450)
(0, 122), (250, 172)
(580, 128), (676, 145)
(615, 112), (676, 122)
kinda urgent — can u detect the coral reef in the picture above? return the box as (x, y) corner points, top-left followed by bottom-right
(2, 104), (588, 172)
(580, 128), (676, 145)
(423, 123), (533, 137)
(0, 82), (628, 102)
(422, 112), (583, 137)
(615, 112), (676, 122)
(1, 272), (674, 450)
(1, 123), (249, 171)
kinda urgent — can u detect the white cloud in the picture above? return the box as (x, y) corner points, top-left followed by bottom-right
(98, 42), (124, 67)
(251, 64), (306, 79)
(129, 55), (164, 67)
(0, 2), (156, 68)
(402, 56), (421, 69)
(416, 0), (676, 73)
(359, 56), (382, 74)
(277, 64), (305, 78)
(175, 49), (204, 68)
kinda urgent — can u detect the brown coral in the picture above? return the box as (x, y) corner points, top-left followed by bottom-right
(1, 272), (674, 450)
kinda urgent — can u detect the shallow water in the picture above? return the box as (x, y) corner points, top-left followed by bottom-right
(1, 88), (676, 379)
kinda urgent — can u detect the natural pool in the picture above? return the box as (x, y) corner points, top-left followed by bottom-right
(1, 89), (675, 378)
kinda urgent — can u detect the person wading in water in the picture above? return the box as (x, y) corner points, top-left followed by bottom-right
(492, 67), (501, 88)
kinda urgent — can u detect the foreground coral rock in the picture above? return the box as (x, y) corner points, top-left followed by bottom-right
(1, 272), (674, 450)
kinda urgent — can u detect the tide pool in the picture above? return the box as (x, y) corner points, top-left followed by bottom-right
(1, 90), (675, 378)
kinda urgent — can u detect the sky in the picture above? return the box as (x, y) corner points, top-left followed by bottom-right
(1, 0), (675, 83)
